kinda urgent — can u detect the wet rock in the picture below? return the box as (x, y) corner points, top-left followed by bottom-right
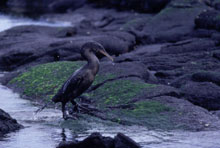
(0, 25), (135, 71)
(49, 0), (86, 13)
(6, 0), (87, 14)
(212, 110), (220, 119)
(0, 0), (7, 7)
(135, 0), (207, 43)
(160, 38), (216, 54)
(192, 71), (220, 86)
(0, 71), (21, 85)
(195, 10), (220, 31)
(57, 132), (140, 148)
(89, 0), (170, 13)
(180, 82), (220, 110)
(0, 108), (23, 136)
(191, 29), (217, 38)
(7, 0), (55, 15)
(154, 96), (220, 131)
(213, 50), (220, 60)
(98, 61), (150, 82)
(114, 133), (140, 148)
(206, 0), (220, 11)
(170, 74), (192, 88)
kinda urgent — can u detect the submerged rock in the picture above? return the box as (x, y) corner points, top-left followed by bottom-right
(57, 132), (140, 148)
(0, 108), (23, 136)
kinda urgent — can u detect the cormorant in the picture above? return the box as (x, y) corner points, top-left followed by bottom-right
(52, 42), (113, 120)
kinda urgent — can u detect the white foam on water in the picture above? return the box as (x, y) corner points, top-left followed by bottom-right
(0, 13), (71, 32)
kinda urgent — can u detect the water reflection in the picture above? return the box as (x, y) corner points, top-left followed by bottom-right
(61, 129), (67, 142)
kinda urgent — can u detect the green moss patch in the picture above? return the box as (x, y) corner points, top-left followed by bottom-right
(9, 61), (174, 129)
(111, 100), (173, 129)
(93, 73), (116, 86)
(10, 61), (84, 102)
(89, 79), (156, 107)
(132, 101), (171, 116)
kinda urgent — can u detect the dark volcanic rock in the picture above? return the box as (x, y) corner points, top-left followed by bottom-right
(160, 38), (216, 54)
(192, 71), (220, 86)
(128, 0), (208, 44)
(195, 10), (220, 31)
(7, 0), (55, 14)
(205, 0), (220, 11)
(49, 0), (87, 13)
(7, 0), (87, 14)
(89, 0), (170, 13)
(0, 25), (135, 71)
(0, 0), (7, 7)
(213, 50), (220, 60)
(57, 132), (140, 148)
(154, 96), (220, 130)
(180, 82), (220, 110)
(0, 108), (23, 136)
(114, 133), (140, 148)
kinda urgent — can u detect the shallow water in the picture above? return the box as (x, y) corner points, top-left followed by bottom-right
(0, 13), (71, 32)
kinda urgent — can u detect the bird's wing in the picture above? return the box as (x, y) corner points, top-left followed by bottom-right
(61, 73), (83, 94)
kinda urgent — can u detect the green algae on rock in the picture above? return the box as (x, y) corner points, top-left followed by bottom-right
(89, 79), (156, 107)
(9, 61), (174, 129)
(9, 61), (84, 102)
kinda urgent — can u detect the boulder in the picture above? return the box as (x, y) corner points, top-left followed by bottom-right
(160, 38), (216, 54)
(49, 0), (87, 13)
(7, 0), (55, 14)
(0, 0), (8, 7)
(192, 71), (220, 86)
(0, 108), (23, 136)
(114, 133), (140, 148)
(89, 0), (170, 13)
(213, 50), (220, 60)
(6, 0), (87, 14)
(180, 82), (220, 110)
(57, 132), (140, 148)
(128, 0), (208, 44)
(195, 10), (220, 31)
(0, 25), (135, 71)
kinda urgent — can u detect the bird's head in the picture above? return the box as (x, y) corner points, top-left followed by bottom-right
(81, 42), (114, 61)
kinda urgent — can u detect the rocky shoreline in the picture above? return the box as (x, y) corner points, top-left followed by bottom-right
(57, 132), (140, 148)
(1, 0), (220, 141)
(0, 108), (23, 136)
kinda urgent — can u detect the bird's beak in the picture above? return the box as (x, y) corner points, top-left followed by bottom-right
(99, 50), (114, 61)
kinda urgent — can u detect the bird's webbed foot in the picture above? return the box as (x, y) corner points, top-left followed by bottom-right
(62, 102), (78, 120)
(63, 114), (78, 120)
(62, 109), (69, 120)
(63, 109), (79, 120)
(70, 100), (80, 113)
(71, 99), (99, 115)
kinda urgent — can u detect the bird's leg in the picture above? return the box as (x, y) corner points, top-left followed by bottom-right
(62, 102), (68, 120)
(71, 99), (91, 113)
(71, 100), (80, 113)
(62, 102), (77, 120)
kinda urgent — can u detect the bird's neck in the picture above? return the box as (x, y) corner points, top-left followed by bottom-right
(85, 52), (100, 75)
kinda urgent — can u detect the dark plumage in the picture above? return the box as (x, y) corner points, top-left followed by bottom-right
(52, 42), (113, 120)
